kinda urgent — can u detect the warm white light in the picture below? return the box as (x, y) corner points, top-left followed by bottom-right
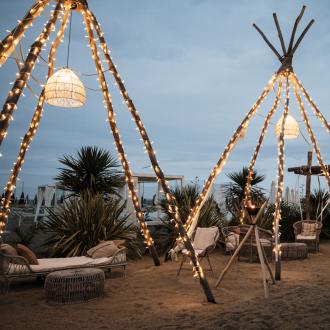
(44, 68), (86, 108)
(275, 114), (299, 139)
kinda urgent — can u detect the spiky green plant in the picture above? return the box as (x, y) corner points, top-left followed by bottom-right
(224, 167), (265, 223)
(157, 184), (225, 255)
(44, 193), (141, 258)
(54, 146), (124, 198)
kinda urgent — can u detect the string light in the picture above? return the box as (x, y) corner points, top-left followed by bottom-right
(0, 0), (51, 66)
(184, 74), (278, 235)
(86, 9), (212, 285)
(239, 76), (284, 224)
(0, 4), (68, 236)
(82, 11), (159, 263)
(0, 0), (65, 147)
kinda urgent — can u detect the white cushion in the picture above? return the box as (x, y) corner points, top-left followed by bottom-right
(297, 234), (316, 240)
(182, 248), (204, 256)
(193, 227), (219, 250)
(30, 256), (113, 272)
(302, 223), (317, 236)
(225, 232), (239, 251)
(259, 238), (272, 246)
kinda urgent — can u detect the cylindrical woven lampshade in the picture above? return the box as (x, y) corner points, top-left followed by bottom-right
(45, 68), (86, 108)
(275, 114), (299, 139)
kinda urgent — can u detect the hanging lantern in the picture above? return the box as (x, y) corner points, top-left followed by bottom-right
(275, 114), (299, 139)
(44, 68), (86, 108)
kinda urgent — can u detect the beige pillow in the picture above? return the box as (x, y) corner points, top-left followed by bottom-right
(87, 241), (119, 259)
(17, 244), (39, 265)
(0, 244), (18, 256)
(302, 223), (316, 236)
(113, 240), (125, 248)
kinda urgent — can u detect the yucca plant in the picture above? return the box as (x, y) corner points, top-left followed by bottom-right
(44, 193), (141, 259)
(224, 167), (265, 224)
(157, 184), (225, 255)
(54, 146), (124, 198)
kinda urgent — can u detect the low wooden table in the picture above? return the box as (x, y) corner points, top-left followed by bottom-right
(45, 268), (105, 304)
(281, 242), (308, 260)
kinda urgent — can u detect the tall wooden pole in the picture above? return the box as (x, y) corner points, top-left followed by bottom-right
(291, 81), (330, 189)
(0, 9), (70, 236)
(0, 0), (51, 66)
(82, 11), (160, 267)
(0, 0), (65, 146)
(290, 73), (330, 132)
(274, 74), (290, 281)
(305, 151), (313, 219)
(239, 77), (283, 223)
(184, 75), (278, 233)
(83, 9), (215, 303)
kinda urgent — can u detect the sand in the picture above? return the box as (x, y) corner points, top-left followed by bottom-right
(1, 242), (330, 330)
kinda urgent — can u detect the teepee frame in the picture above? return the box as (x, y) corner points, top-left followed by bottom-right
(0, 0), (215, 303)
(182, 6), (330, 281)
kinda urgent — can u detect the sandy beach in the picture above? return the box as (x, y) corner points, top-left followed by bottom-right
(1, 242), (330, 330)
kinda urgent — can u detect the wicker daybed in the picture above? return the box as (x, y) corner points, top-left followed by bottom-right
(0, 247), (127, 291)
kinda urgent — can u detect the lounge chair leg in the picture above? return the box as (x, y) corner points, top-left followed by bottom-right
(177, 255), (185, 276)
(205, 253), (215, 278)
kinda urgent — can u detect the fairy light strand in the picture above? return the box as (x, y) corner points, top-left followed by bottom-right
(0, 5), (68, 236)
(0, 0), (65, 146)
(85, 10), (217, 295)
(239, 75), (284, 224)
(292, 79), (330, 188)
(0, 0), (51, 66)
(290, 72), (330, 132)
(273, 74), (290, 265)
(184, 74), (278, 234)
(82, 11), (160, 265)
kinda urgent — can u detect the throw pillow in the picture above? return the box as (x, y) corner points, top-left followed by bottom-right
(0, 243), (18, 256)
(16, 244), (39, 265)
(87, 241), (119, 259)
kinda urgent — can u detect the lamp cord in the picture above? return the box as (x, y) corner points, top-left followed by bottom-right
(66, 12), (73, 68)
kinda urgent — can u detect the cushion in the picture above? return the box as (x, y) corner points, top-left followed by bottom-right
(17, 243), (39, 265)
(225, 232), (239, 251)
(182, 248), (204, 256)
(302, 223), (317, 236)
(87, 241), (119, 259)
(0, 244), (18, 256)
(112, 240), (126, 248)
(193, 227), (219, 250)
(297, 234), (316, 240)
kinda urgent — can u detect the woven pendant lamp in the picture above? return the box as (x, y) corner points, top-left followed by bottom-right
(275, 114), (299, 139)
(44, 68), (86, 108)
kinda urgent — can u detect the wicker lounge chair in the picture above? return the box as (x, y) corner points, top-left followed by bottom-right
(238, 224), (273, 262)
(293, 220), (322, 252)
(221, 226), (239, 254)
(0, 247), (127, 292)
(177, 227), (219, 277)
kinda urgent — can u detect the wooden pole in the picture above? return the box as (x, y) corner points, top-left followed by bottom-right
(291, 20), (315, 55)
(82, 13), (161, 266)
(253, 24), (282, 61)
(291, 82), (330, 189)
(273, 13), (286, 54)
(274, 75), (290, 281)
(0, 8), (70, 235)
(287, 6), (306, 54)
(239, 77), (283, 223)
(290, 73), (330, 132)
(254, 226), (269, 298)
(184, 74), (278, 233)
(260, 242), (275, 284)
(305, 151), (313, 219)
(0, 0), (65, 146)
(84, 9), (216, 303)
(216, 225), (254, 287)
(0, 0), (51, 66)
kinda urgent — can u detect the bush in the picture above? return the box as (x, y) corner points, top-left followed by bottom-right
(44, 193), (141, 259)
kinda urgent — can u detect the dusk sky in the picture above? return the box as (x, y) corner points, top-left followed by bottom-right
(0, 0), (329, 198)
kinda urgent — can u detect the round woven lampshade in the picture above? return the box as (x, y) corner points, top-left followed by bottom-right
(275, 114), (299, 139)
(45, 68), (86, 108)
